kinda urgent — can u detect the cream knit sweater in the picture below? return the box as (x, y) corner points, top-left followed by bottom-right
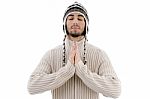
(27, 37), (121, 99)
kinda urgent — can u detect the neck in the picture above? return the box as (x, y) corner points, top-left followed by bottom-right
(67, 35), (84, 42)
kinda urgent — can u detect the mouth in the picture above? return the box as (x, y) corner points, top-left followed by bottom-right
(71, 26), (80, 29)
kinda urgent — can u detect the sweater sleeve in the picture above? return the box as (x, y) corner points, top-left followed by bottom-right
(27, 50), (75, 95)
(75, 50), (121, 98)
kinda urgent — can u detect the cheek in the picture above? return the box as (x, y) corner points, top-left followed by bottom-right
(66, 23), (70, 30)
(80, 22), (85, 30)
(66, 22), (72, 29)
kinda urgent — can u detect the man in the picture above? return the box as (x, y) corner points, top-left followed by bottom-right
(27, 2), (121, 99)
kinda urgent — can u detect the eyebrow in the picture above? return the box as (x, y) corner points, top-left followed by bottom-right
(68, 14), (74, 17)
(68, 14), (84, 17)
(78, 15), (84, 17)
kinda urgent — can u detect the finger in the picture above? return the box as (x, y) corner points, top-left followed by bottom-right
(73, 42), (76, 49)
(71, 44), (75, 51)
(76, 44), (78, 50)
(74, 42), (77, 50)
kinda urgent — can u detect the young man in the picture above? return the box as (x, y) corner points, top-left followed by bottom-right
(27, 2), (121, 99)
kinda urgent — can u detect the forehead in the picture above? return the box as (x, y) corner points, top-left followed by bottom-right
(67, 11), (84, 17)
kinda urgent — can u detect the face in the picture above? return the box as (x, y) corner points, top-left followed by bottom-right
(66, 12), (85, 37)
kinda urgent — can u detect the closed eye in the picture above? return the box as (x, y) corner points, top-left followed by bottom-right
(69, 18), (73, 20)
(78, 18), (83, 21)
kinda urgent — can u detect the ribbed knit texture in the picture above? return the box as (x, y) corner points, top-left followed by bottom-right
(27, 37), (121, 99)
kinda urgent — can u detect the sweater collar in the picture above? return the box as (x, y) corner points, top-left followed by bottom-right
(65, 36), (85, 53)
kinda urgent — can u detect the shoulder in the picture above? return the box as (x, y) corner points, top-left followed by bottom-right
(86, 43), (108, 57)
(45, 45), (63, 54)
(86, 43), (103, 53)
(41, 45), (62, 60)
(51, 45), (63, 51)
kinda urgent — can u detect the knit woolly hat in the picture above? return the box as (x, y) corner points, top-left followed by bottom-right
(63, 2), (89, 35)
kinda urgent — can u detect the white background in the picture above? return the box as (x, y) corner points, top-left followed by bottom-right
(0, 0), (150, 99)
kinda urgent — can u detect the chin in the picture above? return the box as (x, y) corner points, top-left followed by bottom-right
(70, 34), (80, 37)
(69, 32), (84, 37)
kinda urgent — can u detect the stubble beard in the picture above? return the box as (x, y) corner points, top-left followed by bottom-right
(70, 32), (80, 37)
(69, 31), (84, 37)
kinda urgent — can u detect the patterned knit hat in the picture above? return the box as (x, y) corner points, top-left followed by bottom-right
(63, 2), (89, 35)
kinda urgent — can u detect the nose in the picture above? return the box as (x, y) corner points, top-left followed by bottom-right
(73, 22), (78, 26)
(73, 18), (79, 25)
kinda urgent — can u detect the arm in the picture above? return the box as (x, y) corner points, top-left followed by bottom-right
(75, 50), (121, 98)
(27, 50), (75, 95)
